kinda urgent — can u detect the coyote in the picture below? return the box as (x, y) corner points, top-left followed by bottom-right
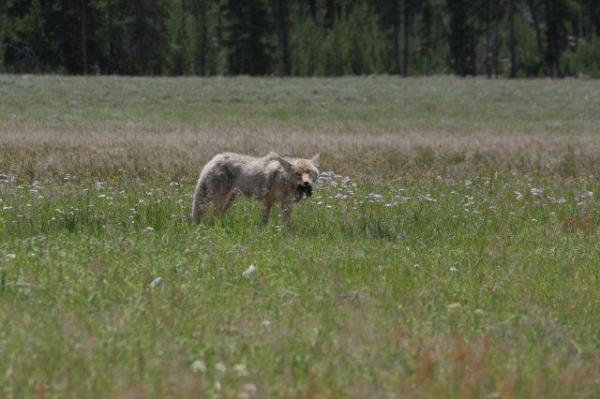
(191, 152), (320, 227)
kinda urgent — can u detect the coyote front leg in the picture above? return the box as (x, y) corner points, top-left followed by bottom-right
(282, 204), (292, 229)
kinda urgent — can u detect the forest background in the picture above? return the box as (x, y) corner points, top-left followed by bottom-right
(1, 0), (600, 78)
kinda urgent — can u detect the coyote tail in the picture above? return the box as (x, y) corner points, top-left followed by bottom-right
(191, 177), (207, 223)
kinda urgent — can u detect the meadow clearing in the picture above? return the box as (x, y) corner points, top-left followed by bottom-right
(1, 75), (600, 398)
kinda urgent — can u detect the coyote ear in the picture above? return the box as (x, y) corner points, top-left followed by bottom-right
(311, 154), (320, 167)
(267, 152), (290, 168)
(275, 155), (293, 170)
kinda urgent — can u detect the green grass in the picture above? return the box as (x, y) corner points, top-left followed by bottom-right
(2, 75), (600, 133)
(1, 75), (600, 398)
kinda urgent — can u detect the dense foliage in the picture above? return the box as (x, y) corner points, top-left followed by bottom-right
(1, 0), (600, 77)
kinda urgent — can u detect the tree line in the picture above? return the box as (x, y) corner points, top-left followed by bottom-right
(1, 0), (600, 77)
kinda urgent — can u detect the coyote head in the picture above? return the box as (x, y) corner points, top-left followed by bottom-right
(275, 153), (320, 199)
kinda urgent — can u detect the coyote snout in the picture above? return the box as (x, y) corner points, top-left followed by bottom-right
(298, 181), (312, 197)
(191, 152), (320, 228)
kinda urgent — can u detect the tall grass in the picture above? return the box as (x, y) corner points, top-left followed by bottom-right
(1, 76), (599, 397)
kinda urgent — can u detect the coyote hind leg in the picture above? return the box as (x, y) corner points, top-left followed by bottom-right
(215, 190), (238, 216)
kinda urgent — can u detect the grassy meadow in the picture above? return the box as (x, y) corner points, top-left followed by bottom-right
(1, 75), (600, 398)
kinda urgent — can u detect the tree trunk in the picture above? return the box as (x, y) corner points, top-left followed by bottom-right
(485, 20), (492, 78)
(392, 1), (401, 74)
(528, 0), (545, 72)
(421, 0), (433, 76)
(402, 0), (410, 77)
(107, 0), (113, 73)
(275, 0), (290, 75)
(308, 0), (317, 23)
(508, 0), (517, 77)
(325, 0), (335, 29)
(493, 17), (501, 77)
(592, 0), (600, 36)
(191, 0), (208, 75)
(81, 0), (87, 74)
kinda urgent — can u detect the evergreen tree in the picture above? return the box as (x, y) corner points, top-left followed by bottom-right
(377, 0), (402, 74)
(2, 0), (600, 77)
(402, 0), (421, 76)
(418, 0), (447, 75)
(447, 0), (478, 76)
(170, 0), (193, 75)
(189, 0), (210, 75)
(102, 0), (169, 74)
(221, 0), (272, 75)
(56, 0), (105, 74)
(507, 0), (519, 77)
(544, 0), (574, 77)
(273, 0), (290, 75)
(475, 0), (504, 78)
(1, 0), (57, 72)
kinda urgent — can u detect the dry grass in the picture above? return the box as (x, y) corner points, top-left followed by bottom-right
(2, 122), (600, 183)
(2, 74), (600, 182)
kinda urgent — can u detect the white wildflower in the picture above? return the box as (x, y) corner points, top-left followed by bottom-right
(367, 193), (383, 201)
(191, 360), (206, 373)
(242, 263), (257, 278)
(242, 383), (257, 394)
(530, 187), (543, 196)
(215, 362), (227, 373)
(150, 277), (163, 288)
(233, 363), (248, 376)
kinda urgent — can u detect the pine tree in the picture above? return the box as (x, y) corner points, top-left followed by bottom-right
(475, 0), (504, 78)
(544, 0), (574, 77)
(507, 0), (519, 77)
(221, 0), (272, 75)
(189, 0), (210, 76)
(2, 0), (600, 77)
(170, 0), (193, 75)
(273, 0), (290, 75)
(447, 0), (478, 76)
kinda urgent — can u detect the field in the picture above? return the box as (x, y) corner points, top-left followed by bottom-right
(1, 75), (600, 398)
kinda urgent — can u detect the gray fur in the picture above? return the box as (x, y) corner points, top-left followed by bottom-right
(192, 152), (319, 227)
